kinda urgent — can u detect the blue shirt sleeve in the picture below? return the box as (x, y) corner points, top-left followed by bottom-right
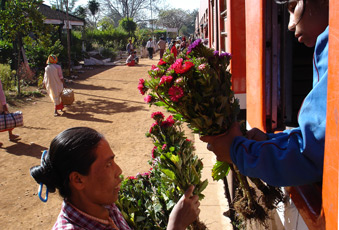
(231, 26), (329, 187)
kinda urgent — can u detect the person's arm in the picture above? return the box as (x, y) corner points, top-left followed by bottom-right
(201, 121), (324, 187)
(167, 185), (200, 230)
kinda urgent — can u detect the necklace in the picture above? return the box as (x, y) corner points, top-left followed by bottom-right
(68, 202), (119, 229)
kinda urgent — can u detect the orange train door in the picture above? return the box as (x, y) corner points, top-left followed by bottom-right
(245, 0), (338, 229)
(323, 0), (339, 229)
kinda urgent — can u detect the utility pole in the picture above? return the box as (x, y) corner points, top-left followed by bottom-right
(66, 0), (71, 77)
(150, 0), (153, 33)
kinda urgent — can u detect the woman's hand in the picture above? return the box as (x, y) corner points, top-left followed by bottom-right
(200, 122), (242, 163)
(167, 185), (200, 230)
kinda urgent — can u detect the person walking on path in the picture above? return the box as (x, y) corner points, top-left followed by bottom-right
(170, 40), (178, 59)
(0, 79), (20, 147)
(146, 38), (155, 59)
(126, 39), (134, 54)
(157, 37), (167, 59)
(43, 54), (65, 117)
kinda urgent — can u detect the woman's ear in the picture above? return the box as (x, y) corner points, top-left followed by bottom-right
(69, 172), (86, 190)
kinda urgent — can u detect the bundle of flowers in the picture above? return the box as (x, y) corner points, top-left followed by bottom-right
(117, 112), (207, 229)
(138, 42), (284, 227)
(138, 39), (240, 136)
(116, 169), (179, 229)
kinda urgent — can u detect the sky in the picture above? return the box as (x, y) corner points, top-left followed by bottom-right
(45, 0), (199, 11)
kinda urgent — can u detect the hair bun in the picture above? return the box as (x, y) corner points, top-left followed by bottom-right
(30, 160), (58, 193)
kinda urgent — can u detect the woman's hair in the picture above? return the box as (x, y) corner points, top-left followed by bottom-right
(30, 127), (103, 199)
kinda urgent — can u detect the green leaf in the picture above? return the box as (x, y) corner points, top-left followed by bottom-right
(212, 161), (230, 181)
(161, 168), (176, 180)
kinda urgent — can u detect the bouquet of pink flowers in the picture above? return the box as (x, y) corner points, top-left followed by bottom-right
(138, 39), (240, 136)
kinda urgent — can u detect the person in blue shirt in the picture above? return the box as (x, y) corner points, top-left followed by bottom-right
(201, 0), (329, 187)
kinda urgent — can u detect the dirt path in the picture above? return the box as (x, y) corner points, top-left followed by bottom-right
(0, 53), (193, 229)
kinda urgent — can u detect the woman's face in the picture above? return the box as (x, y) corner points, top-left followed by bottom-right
(82, 138), (122, 205)
(287, 0), (328, 47)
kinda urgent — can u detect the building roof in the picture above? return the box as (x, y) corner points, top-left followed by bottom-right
(38, 4), (85, 26)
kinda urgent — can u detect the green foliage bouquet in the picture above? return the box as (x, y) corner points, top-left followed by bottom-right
(117, 112), (207, 229)
(138, 39), (240, 136)
(138, 40), (284, 227)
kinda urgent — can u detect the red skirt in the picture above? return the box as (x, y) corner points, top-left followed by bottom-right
(55, 102), (64, 110)
(126, 60), (135, 66)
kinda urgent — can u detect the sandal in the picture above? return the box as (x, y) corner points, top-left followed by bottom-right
(0, 142), (3, 148)
(9, 134), (20, 141)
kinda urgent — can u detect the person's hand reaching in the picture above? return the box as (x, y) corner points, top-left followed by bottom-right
(167, 185), (200, 230)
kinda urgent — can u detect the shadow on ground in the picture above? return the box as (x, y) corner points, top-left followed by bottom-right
(4, 141), (46, 159)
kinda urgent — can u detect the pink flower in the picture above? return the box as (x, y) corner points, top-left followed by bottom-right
(166, 115), (175, 125)
(170, 58), (194, 74)
(168, 86), (184, 102)
(141, 172), (150, 177)
(198, 64), (206, 70)
(186, 139), (191, 142)
(144, 95), (152, 103)
(159, 75), (173, 85)
(127, 176), (137, 180)
(158, 59), (167, 65)
(151, 65), (157, 70)
(175, 77), (183, 85)
(149, 122), (158, 133)
(138, 78), (146, 95)
(169, 58), (183, 71)
(162, 144), (167, 150)
(161, 115), (175, 128)
(151, 111), (165, 120)
(151, 146), (157, 158)
(139, 78), (145, 84)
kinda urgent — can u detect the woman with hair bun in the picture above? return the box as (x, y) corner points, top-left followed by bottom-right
(43, 54), (65, 117)
(30, 127), (200, 230)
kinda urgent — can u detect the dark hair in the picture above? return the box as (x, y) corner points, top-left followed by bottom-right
(30, 127), (103, 199)
(275, 0), (306, 25)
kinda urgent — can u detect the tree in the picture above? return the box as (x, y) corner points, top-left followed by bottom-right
(0, 0), (46, 94)
(73, 5), (87, 19)
(157, 8), (196, 35)
(50, 0), (77, 12)
(119, 17), (137, 38)
(101, 0), (163, 23)
(88, 0), (100, 28)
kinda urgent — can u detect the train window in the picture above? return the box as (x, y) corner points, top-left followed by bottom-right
(265, 1), (313, 132)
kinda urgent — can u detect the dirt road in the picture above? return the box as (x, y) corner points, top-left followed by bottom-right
(0, 54), (190, 229)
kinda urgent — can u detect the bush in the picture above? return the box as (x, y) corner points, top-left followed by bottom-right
(0, 64), (16, 91)
(85, 28), (128, 50)
(24, 34), (63, 76)
(100, 47), (117, 61)
(0, 40), (14, 64)
(59, 30), (84, 67)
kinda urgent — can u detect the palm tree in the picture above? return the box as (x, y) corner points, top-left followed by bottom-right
(88, 0), (100, 28)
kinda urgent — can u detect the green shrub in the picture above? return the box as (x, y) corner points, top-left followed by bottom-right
(0, 40), (14, 64)
(0, 64), (16, 91)
(100, 47), (117, 61)
(24, 34), (63, 76)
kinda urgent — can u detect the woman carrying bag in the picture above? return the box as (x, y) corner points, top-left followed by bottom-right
(43, 54), (65, 116)
(0, 79), (20, 147)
